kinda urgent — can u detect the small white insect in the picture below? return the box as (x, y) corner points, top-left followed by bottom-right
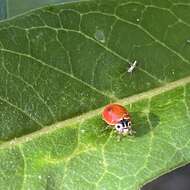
(127, 60), (137, 73)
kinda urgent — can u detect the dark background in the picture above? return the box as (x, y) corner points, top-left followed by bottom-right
(0, 0), (6, 19)
(142, 164), (190, 190)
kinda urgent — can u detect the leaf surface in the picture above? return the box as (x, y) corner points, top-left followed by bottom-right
(0, 0), (190, 189)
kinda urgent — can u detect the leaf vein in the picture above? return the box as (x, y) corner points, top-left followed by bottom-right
(1, 58), (56, 122)
(0, 96), (43, 127)
(0, 48), (116, 101)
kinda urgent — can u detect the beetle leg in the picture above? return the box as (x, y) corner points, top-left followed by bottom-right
(106, 125), (111, 129)
(129, 129), (136, 135)
(101, 125), (111, 133)
(116, 134), (122, 142)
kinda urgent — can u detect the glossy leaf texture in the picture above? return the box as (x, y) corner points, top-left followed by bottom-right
(6, 0), (79, 18)
(0, 0), (190, 189)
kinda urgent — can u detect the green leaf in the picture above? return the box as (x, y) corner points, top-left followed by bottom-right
(0, 0), (190, 189)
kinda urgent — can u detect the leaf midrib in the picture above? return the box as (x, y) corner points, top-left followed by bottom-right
(1, 75), (190, 149)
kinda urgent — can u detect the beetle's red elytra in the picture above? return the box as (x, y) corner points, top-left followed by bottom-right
(102, 103), (133, 136)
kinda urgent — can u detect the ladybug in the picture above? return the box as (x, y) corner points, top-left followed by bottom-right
(102, 103), (133, 135)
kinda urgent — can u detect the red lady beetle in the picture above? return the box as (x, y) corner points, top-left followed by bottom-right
(102, 103), (133, 135)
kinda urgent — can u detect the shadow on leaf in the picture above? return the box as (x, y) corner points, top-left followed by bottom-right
(131, 111), (160, 137)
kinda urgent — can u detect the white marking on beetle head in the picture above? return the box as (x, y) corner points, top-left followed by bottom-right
(123, 127), (129, 135)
